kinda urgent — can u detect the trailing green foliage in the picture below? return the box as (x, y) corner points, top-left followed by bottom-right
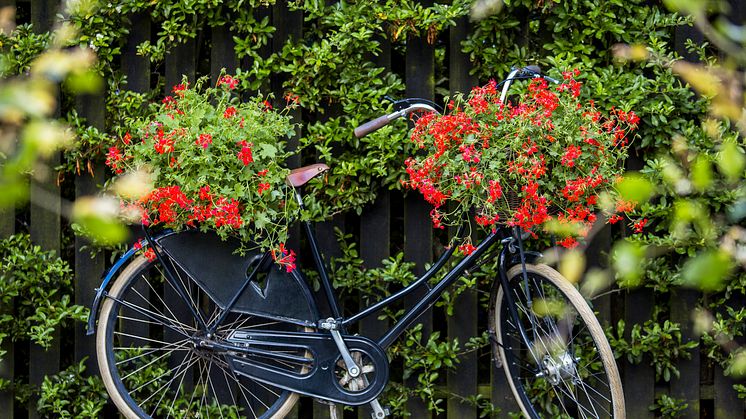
(37, 360), (108, 418)
(649, 393), (688, 418)
(0, 234), (88, 402)
(0, 235), (87, 353)
(608, 318), (698, 382)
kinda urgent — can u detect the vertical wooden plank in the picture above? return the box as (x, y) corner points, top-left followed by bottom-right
(669, 289), (700, 419)
(272, 1), (302, 258)
(446, 16), (478, 419)
(113, 6), (152, 382)
(359, 192), (390, 336)
(29, 1), (60, 418)
(271, 4), (306, 416)
(162, 33), (197, 402)
(0, 155), (15, 418)
(73, 93), (106, 374)
(490, 369), (518, 417)
(404, 4), (434, 415)
(0, 3), (14, 396)
(623, 289), (655, 419)
(122, 12), (151, 93)
(313, 213), (344, 419)
(359, 32), (393, 355)
(210, 25), (238, 84)
(165, 39), (196, 95)
(713, 365), (743, 419)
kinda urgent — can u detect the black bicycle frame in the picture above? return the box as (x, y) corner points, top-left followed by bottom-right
(300, 217), (528, 349)
(144, 207), (533, 351)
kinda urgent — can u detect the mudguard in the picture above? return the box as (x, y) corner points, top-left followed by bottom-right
(87, 229), (319, 335)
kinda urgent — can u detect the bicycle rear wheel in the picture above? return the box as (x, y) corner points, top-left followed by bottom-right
(96, 253), (305, 419)
(491, 264), (624, 418)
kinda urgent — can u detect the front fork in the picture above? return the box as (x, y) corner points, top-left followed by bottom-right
(492, 230), (541, 363)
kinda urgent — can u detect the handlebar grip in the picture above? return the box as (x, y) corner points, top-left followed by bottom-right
(354, 114), (392, 138)
(524, 65), (542, 75)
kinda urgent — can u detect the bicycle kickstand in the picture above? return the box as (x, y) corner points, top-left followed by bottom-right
(370, 398), (390, 418)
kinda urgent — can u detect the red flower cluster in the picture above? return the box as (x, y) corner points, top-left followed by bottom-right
(224, 106), (237, 119)
(106, 146), (125, 174)
(196, 133), (212, 149)
(237, 140), (254, 165)
(403, 70), (637, 249)
(218, 75), (239, 90)
(272, 243), (297, 272)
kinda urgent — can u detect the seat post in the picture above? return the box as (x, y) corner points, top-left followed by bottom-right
(293, 188), (304, 209)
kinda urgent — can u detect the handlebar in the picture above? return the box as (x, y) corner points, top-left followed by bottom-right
(353, 103), (439, 138)
(353, 66), (559, 138)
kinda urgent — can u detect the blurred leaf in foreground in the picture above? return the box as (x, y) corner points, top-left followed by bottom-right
(616, 172), (655, 205)
(681, 249), (734, 291)
(72, 196), (128, 245)
(613, 240), (646, 288)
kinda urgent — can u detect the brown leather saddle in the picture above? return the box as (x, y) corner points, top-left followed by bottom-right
(285, 163), (330, 187)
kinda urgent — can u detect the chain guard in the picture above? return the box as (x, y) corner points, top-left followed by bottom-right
(226, 330), (389, 406)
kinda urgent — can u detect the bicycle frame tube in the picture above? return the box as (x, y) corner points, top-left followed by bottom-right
(376, 231), (502, 348)
(303, 219), (344, 320)
(341, 224), (465, 328)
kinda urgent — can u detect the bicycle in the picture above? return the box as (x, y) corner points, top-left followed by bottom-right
(87, 66), (625, 418)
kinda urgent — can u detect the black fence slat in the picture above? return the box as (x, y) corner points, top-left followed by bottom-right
(623, 289), (655, 418)
(0, 197), (14, 418)
(210, 25), (238, 83)
(714, 365), (743, 418)
(73, 93), (106, 374)
(491, 367), (519, 416)
(122, 12), (151, 93)
(446, 16), (479, 419)
(669, 289), (700, 418)
(403, 9), (436, 414)
(161, 35), (197, 407)
(29, 1), (61, 418)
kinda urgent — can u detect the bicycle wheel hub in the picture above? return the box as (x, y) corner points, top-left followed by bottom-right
(539, 352), (579, 385)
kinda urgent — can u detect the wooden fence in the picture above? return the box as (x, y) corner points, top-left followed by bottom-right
(1, 0), (745, 418)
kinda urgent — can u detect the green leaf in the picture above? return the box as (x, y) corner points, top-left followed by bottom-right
(613, 240), (646, 288)
(257, 143), (278, 159)
(691, 154), (712, 191)
(681, 250), (734, 291)
(718, 140), (745, 183)
(616, 172), (655, 204)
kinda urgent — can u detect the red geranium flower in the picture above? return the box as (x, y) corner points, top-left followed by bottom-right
(224, 106), (237, 119)
(237, 140), (254, 165)
(218, 75), (239, 90)
(196, 133), (212, 149)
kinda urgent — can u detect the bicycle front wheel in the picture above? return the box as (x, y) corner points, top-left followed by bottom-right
(96, 254), (303, 419)
(492, 264), (624, 418)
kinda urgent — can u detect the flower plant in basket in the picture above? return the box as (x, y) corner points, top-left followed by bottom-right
(107, 75), (300, 270)
(402, 71), (640, 253)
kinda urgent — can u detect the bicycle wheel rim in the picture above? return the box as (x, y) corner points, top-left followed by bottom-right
(495, 264), (624, 419)
(97, 254), (301, 419)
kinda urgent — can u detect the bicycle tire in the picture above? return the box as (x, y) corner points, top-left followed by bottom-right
(491, 264), (625, 418)
(96, 253), (303, 419)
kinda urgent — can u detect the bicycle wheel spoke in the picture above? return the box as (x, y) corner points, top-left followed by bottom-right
(111, 295), (194, 337)
(98, 253), (305, 418)
(496, 265), (623, 418)
(148, 351), (198, 416)
(115, 340), (191, 366)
